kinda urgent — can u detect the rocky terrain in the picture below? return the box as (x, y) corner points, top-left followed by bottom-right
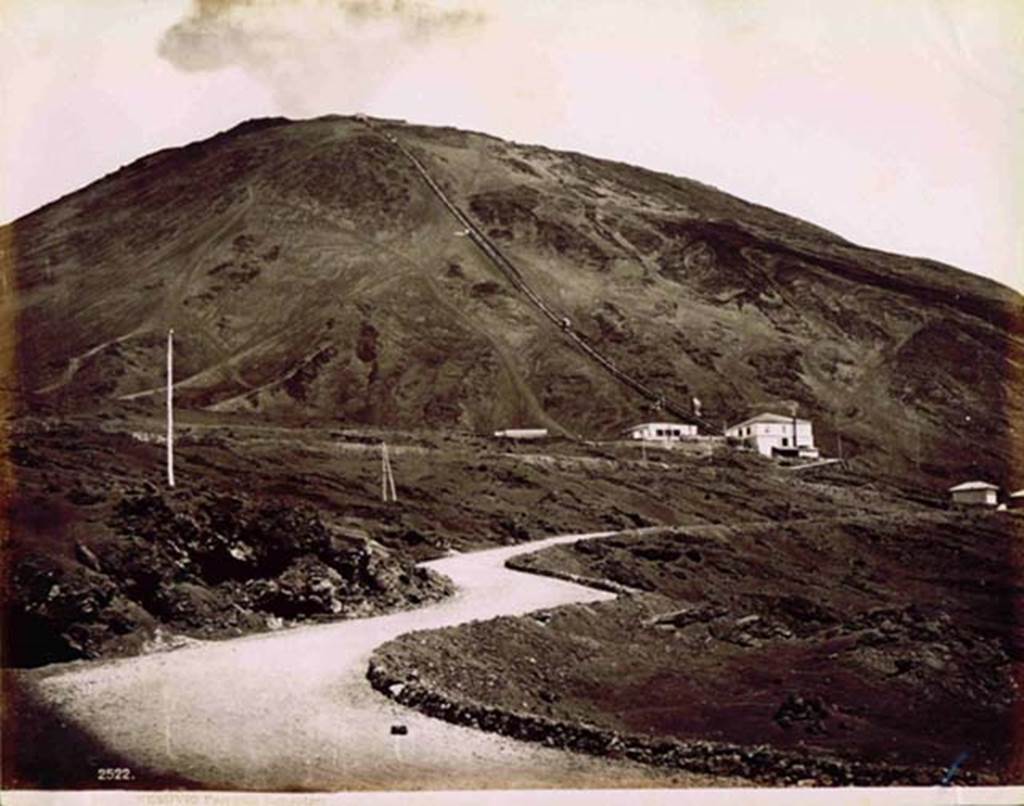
(3, 439), (452, 666)
(2, 415), (939, 669)
(1, 115), (1021, 488)
(369, 511), (1023, 785)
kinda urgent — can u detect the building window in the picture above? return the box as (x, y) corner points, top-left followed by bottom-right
(782, 437), (789, 447)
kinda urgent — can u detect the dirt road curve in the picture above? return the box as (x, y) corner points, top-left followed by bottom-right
(26, 531), (725, 791)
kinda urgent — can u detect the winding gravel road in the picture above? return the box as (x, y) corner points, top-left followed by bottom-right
(25, 531), (724, 791)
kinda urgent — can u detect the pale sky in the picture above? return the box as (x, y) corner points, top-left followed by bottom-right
(1, 0), (1021, 291)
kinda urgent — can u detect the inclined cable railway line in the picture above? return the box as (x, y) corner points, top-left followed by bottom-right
(359, 118), (720, 434)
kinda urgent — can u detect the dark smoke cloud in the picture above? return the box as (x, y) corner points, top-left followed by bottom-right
(158, 0), (488, 111)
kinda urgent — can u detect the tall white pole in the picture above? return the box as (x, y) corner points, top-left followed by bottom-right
(167, 328), (175, 488)
(387, 445), (397, 502)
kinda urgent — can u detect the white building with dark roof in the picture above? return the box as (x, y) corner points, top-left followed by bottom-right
(725, 412), (818, 459)
(948, 481), (1000, 507)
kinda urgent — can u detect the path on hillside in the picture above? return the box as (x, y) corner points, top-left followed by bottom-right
(22, 531), (725, 792)
(358, 119), (717, 432)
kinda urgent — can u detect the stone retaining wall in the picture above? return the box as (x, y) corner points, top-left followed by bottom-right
(367, 530), (987, 787)
(366, 652), (957, 787)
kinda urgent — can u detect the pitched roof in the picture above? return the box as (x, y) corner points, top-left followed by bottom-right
(1009, 489), (1024, 498)
(727, 412), (810, 430)
(948, 481), (999, 492)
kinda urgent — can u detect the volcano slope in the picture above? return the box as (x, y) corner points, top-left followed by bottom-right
(370, 509), (1024, 785)
(1, 115), (1022, 787)
(2, 115), (1022, 488)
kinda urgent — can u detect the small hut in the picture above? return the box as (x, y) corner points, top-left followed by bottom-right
(948, 481), (999, 507)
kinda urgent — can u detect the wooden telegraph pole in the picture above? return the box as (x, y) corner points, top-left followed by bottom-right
(167, 328), (175, 488)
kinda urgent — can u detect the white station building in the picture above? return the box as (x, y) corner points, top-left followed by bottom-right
(625, 422), (698, 441)
(725, 412), (818, 459)
(948, 481), (999, 507)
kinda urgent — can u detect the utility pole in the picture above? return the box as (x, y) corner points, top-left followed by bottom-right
(167, 328), (175, 488)
(381, 441), (397, 503)
(387, 445), (397, 502)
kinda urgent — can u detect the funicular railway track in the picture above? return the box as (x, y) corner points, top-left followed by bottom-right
(359, 118), (719, 434)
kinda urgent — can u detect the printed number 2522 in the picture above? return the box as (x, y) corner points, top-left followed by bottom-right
(97, 767), (133, 782)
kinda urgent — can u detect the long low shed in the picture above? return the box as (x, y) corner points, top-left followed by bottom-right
(494, 428), (549, 439)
